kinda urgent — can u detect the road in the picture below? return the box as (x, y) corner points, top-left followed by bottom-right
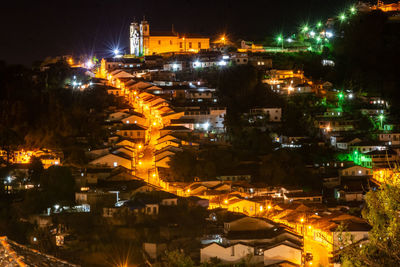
(304, 236), (330, 267)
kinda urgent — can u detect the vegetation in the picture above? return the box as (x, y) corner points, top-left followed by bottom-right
(0, 61), (122, 165)
(340, 171), (400, 266)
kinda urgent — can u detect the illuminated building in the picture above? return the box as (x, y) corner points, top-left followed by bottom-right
(0, 149), (60, 168)
(130, 19), (210, 56)
(372, 0), (400, 12)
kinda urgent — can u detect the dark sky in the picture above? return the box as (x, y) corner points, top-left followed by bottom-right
(0, 0), (366, 65)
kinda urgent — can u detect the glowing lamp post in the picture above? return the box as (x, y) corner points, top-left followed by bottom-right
(276, 35), (283, 50)
(221, 36), (226, 46)
(339, 13), (346, 22)
(302, 25), (309, 33)
(379, 114), (384, 130)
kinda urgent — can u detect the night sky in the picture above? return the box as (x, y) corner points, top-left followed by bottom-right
(0, 0), (369, 65)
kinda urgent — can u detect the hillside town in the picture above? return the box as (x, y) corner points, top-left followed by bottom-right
(1, 1), (400, 267)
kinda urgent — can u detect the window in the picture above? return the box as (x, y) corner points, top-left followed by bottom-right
(153, 207), (157, 213)
(137, 132), (141, 137)
(158, 40), (161, 45)
(189, 42), (192, 48)
(170, 40), (172, 45)
(180, 42), (183, 48)
(146, 207), (151, 213)
(198, 42), (201, 48)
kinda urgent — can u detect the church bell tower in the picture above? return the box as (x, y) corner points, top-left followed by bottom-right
(140, 19), (150, 56)
(130, 21), (140, 56)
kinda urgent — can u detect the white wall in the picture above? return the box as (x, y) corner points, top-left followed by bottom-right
(201, 243), (262, 264)
(264, 244), (302, 266)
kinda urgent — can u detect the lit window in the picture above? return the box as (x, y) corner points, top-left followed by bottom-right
(189, 42), (192, 48)
(198, 42), (201, 48)
(113, 162), (118, 167)
(158, 40), (161, 45)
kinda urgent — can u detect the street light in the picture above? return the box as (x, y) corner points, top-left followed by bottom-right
(379, 114), (384, 129)
(276, 35), (284, 50)
(325, 31), (333, 38)
(302, 25), (309, 33)
(339, 13), (346, 22)
(221, 35), (226, 46)
(350, 6), (356, 15)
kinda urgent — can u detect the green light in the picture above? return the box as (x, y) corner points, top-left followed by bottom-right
(339, 13), (346, 22)
(350, 6), (356, 14)
(316, 36), (321, 43)
(317, 22), (322, 28)
(338, 92), (344, 99)
(379, 114), (384, 120)
(276, 35), (283, 43)
(302, 25), (309, 32)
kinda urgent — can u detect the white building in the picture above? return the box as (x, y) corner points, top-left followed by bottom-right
(200, 241), (301, 266)
(249, 108), (282, 122)
(181, 107), (226, 132)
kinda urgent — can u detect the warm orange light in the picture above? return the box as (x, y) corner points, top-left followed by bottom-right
(138, 161), (142, 165)
(153, 122), (156, 126)
(221, 36), (225, 41)
(224, 199), (228, 204)
(300, 218), (304, 223)
(259, 206), (263, 212)
(267, 205), (272, 210)
(187, 189), (191, 193)
(308, 225), (312, 229)
(152, 173), (156, 177)
(138, 144), (142, 150)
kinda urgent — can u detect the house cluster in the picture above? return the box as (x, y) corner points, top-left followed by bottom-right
(0, 149), (61, 167)
(201, 215), (303, 266)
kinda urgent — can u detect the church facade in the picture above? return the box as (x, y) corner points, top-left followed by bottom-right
(130, 20), (210, 56)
